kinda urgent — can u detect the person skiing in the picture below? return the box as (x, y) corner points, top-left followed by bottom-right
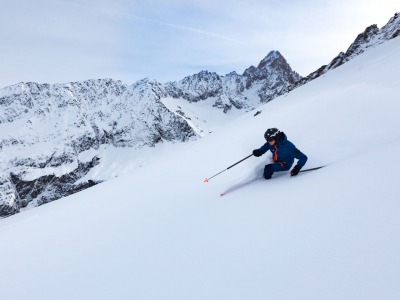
(252, 128), (308, 179)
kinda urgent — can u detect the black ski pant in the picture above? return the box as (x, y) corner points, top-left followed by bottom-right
(263, 163), (292, 179)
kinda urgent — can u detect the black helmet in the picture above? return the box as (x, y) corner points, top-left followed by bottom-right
(264, 128), (280, 142)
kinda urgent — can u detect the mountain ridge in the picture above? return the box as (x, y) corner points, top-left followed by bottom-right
(277, 12), (400, 96)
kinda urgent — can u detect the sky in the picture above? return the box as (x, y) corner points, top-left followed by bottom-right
(0, 0), (398, 88)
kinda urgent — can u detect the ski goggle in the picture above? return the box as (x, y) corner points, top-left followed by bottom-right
(265, 136), (275, 142)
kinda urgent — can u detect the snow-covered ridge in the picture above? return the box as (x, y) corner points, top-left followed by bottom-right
(279, 12), (400, 95)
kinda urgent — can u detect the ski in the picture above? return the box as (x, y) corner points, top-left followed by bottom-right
(299, 166), (325, 173)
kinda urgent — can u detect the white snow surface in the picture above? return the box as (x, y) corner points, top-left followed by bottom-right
(0, 38), (400, 300)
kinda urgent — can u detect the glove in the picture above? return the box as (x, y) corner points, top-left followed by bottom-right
(290, 165), (301, 176)
(253, 149), (262, 157)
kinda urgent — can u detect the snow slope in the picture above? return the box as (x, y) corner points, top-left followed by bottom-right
(0, 37), (400, 299)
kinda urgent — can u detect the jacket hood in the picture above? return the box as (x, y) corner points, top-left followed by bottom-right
(276, 132), (287, 146)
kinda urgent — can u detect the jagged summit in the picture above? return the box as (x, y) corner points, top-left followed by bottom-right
(241, 51), (300, 100)
(243, 50), (287, 75)
(257, 50), (283, 69)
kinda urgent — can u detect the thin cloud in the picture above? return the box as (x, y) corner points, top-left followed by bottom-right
(132, 15), (237, 43)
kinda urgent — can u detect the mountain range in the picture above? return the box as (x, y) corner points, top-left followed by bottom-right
(0, 12), (399, 217)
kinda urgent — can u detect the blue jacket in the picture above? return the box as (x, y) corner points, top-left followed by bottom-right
(258, 133), (308, 168)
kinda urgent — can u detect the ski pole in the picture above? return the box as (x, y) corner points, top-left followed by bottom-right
(204, 154), (253, 182)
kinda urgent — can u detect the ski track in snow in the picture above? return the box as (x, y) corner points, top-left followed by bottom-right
(220, 176), (264, 196)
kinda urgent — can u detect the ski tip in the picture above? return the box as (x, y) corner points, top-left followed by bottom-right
(204, 178), (209, 183)
(220, 193), (225, 196)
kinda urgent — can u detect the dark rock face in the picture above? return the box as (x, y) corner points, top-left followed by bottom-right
(10, 158), (100, 208)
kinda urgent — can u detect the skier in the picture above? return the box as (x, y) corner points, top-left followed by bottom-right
(252, 128), (308, 179)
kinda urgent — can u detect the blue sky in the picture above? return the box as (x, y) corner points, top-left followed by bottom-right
(0, 0), (398, 88)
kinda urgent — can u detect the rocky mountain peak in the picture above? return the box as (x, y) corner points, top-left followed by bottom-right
(241, 51), (301, 97)
(243, 50), (297, 78)
(257, 50), (283, 69)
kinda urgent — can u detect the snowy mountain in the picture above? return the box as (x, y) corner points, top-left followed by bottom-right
(0, 28), (399, 300)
